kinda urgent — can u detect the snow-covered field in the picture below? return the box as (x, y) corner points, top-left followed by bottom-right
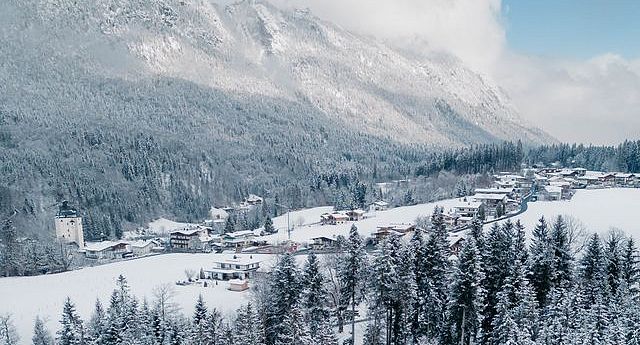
(0, 199), (460, 343)
(508, 188), (640, 237)
(263, 199), (462, 244)
(0, 253), (276, 344)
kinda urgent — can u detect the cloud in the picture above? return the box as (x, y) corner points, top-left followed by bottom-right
(496, 53), (640, 145)
(271, 0), (505, 74)
(267, 0), (640, 145)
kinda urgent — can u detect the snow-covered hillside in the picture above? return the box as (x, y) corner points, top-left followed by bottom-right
(3, 0), (551, 146)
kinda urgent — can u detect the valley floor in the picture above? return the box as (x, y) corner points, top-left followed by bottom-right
(1, 188), (639, 344)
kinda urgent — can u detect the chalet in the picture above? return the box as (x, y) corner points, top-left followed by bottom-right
(245, 194), (263, 206)
(374, 223), (416, 241)
(614, 173), (636, 186)
(442, 212), (460, 227)
(320, 212), (349, 225)
(559, 169), (581, 178)
(204, 255), (261, 280)
(572, 168), (587, 177)
(205, 207), (229, 233)
(222, 230), (256, 249)
(534, 174), (549, 185)
(311, 236), (339, 250)
(170, 227), (209, 251)
(543, 186), (562, 201)
(538, 167), (562, 176)
(369, 200), (389, 211)
(228, 279), (249, 292)
(549, 180), (571, 197)
(346, 209), (366, 221)
(599, 173), (616, 186)
(84, 241), (131, 259)
(452, 201), (483, 218)
(472, 193), (507, 208)
(129, 240), (159, 256)
(577, 175), (600, 187)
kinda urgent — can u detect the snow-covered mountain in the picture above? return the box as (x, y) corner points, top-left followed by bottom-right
(3, 0), (551, 146)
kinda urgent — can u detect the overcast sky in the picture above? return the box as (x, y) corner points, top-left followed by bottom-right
(269, 0), (640, 145)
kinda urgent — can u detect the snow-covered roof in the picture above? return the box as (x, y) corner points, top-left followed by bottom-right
(312, 236), (337, 242)
(213, 255), (262, 266)
(228, 279), (248, 284)
(472, 193), (507, 201)
(246, 194), (263, 203)
(614, 173), (635, 178)
(545, 186), (562, 194)
(225, 230), (255, 238)
(170, 229), (202, 236)
(85, 241), (128, 252)
(473, 188), (513, 194)
(129, 240), (156, 248)
(371, 200), (389, 206)
(347, 209), (366, 215)
(452, 201), (482, 209)
(209, 207), (229, 220)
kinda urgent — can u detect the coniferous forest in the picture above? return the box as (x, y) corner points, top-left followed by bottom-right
(5, 209), (638, 345)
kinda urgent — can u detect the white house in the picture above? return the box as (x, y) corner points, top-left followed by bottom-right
(320, 212), (349, 225)
(204, 255), (262, 280)
(544, 186), (562, 201)
(129, 240), (159, 256)
(84, 241), (130, 259)
(369, 200), (389, 211)
(55, 201), (85, 248)
(452, 200), (483, 218)
(346, 209), (366, 221)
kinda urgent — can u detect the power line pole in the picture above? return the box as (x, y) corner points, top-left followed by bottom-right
(275, 203), (291, 241)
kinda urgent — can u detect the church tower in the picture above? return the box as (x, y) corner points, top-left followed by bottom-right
(54, 201), (85, 248)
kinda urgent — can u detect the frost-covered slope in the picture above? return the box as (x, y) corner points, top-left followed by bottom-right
(4, 0), (551, 146)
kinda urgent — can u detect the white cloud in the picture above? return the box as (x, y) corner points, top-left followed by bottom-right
(267, 0), (640, 144)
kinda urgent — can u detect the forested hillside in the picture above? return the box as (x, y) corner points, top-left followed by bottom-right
(0, 0), (554, 237)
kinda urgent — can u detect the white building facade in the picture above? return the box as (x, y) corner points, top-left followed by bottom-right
(54, 201), (84, 248)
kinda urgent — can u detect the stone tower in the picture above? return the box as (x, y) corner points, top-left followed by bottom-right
(54, 201), (85, 248)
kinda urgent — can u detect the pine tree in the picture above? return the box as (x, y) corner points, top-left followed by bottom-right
(190, 295), (208, 345)
(233, 303), (264, 345)
(445, 236), (484, 345)
(264, 216), (275, 234)
(410, 227), (429, 340)
(273, 306), (311, 345)
(604, 231), (624, 299)
(32, 316), (54, 345)
(549, 216), (574, 289)
(202, 309), (223, 345)
(529, 217), (553, 307)
(579, 234), (606, 308)
(265, 253), (302, 345)
(57, 298), (84, 345)
(422, 206), (450, 341)
(301, 253), (331, 339)
(86, 299), (105, 345)
(621, 237), (638, 290)
(338, 225), (366, 345)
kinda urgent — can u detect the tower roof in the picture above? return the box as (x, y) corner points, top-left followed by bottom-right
(57, 200), (78, 218)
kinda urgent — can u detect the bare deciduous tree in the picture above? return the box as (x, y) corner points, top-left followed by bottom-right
(0, 314), (19, 345)
(152, 283), (178, 323)
(184, 269), (196, 281)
